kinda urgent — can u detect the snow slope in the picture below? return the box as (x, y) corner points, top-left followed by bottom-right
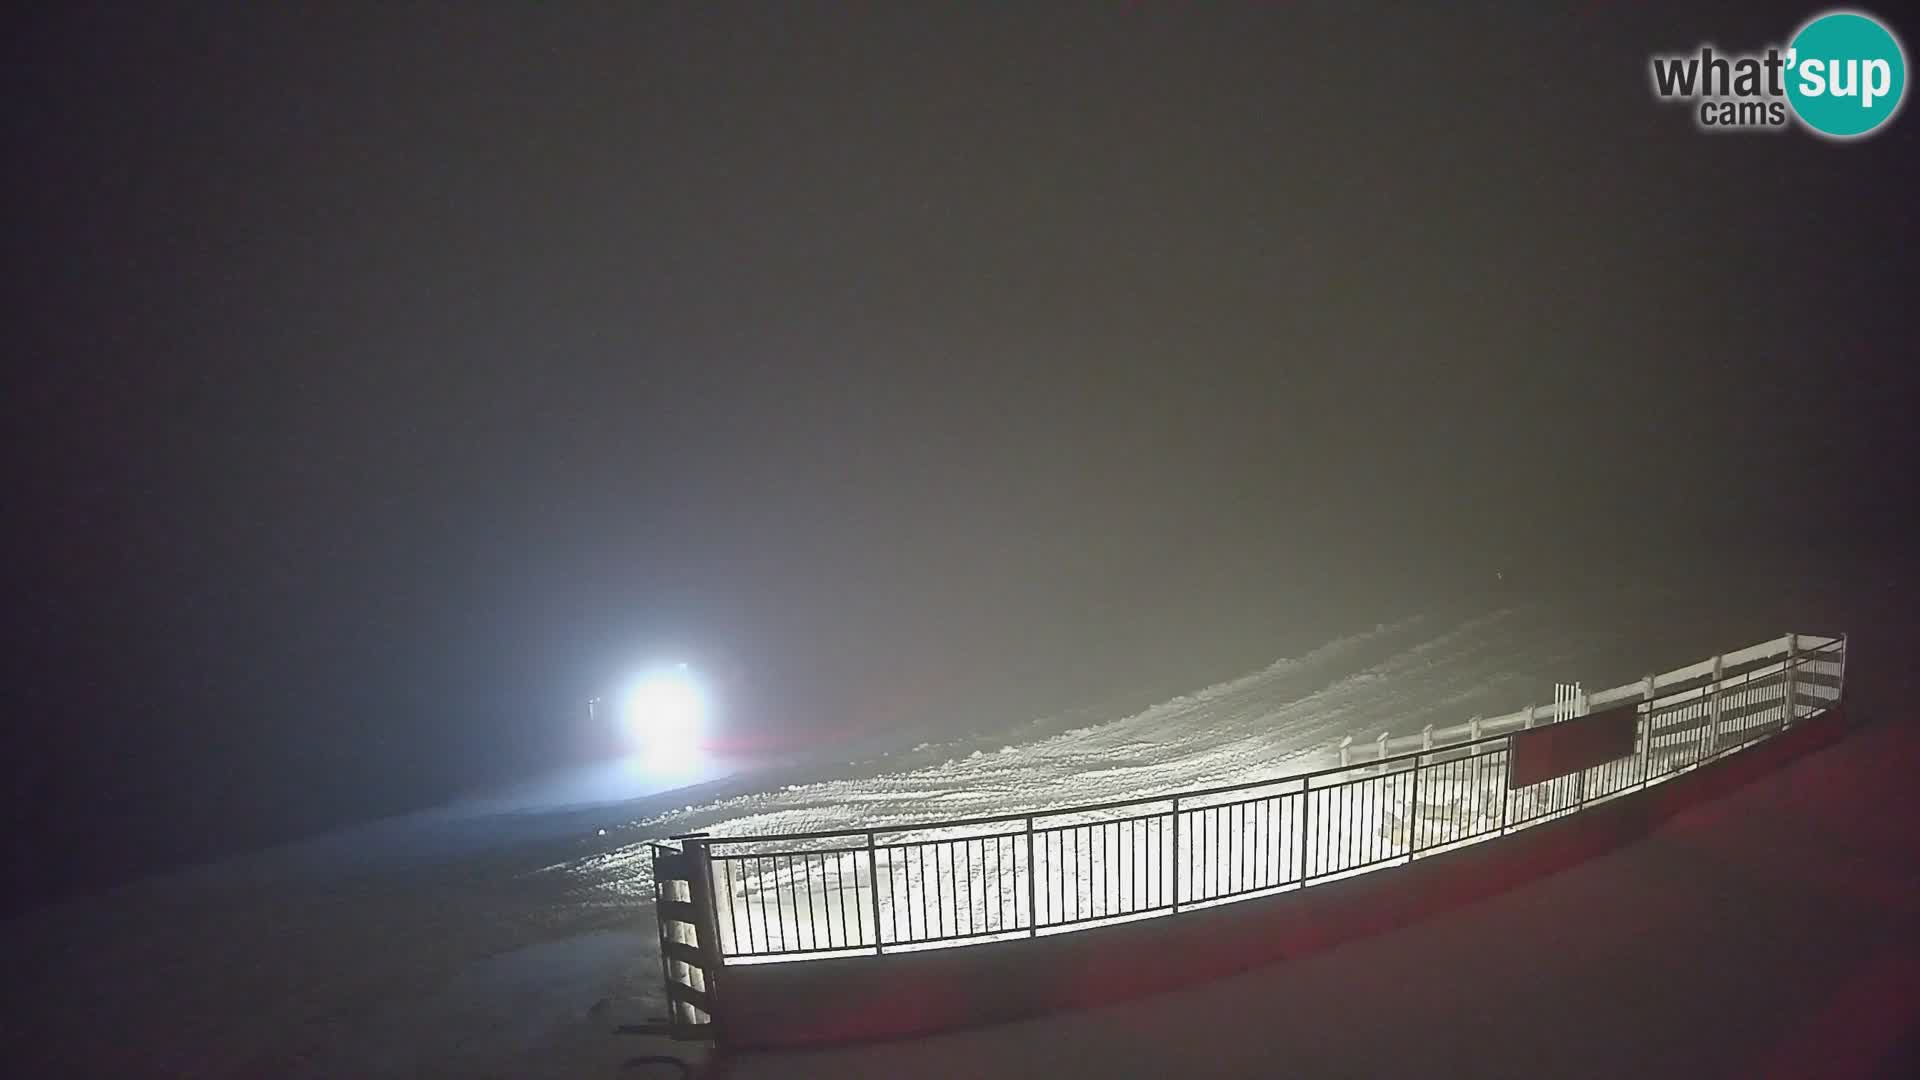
(561, 609), (1610, 896)
(0, 604), (1762, 1076)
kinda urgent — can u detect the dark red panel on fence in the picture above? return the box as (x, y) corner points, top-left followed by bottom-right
(1508, 704), (1639, 788)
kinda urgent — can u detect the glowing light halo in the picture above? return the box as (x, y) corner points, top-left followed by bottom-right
(621, 664), (707, 771)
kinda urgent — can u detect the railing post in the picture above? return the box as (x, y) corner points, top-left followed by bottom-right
(1570, 682), (1587, 804)
(680, 835), (725, 1038)
(1375, 730), (1389, 768)
(1499, 738), (1511, 836)
(1169, 799), (1181, 912)
(1025, 817), (1037, 934)
(1708, 653), (1724, 752)
(1782, 633), (1798, 728)
(866, 832), (884, 954)
(1469, 714), (1482, 741)
(1640, 673), (1655, 768)
(1407, 753), (1421, 862)
(1839, 633), (1849, 703)
(1296, 781), (1309, 883)
(1523, 704), (1535, 730)
(1339, 735), (1353, 767)
(1421, 724), (1434, 751)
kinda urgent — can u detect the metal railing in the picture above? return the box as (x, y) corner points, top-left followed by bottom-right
(677, 633), (1844, 964)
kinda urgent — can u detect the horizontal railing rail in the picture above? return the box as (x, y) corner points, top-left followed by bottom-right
(676, 633), (1844, 963)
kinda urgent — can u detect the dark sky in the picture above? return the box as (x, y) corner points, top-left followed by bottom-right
(5, 3), (1915, 909)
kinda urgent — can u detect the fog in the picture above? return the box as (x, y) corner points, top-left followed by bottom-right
(5, 2), (1913, 917)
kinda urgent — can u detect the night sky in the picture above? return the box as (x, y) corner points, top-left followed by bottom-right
(6, 3), (1915, 912)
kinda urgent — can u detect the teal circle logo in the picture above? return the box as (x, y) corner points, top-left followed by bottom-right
(1786, 11), (1907, 138)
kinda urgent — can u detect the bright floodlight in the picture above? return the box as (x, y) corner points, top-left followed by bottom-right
(623, 666), (706, 770)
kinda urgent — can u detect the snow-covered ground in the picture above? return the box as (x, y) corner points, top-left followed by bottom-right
(719, 716), (1920, 1080)
(689, 624), (1830, 963)
(0, 603), (1808, 1076)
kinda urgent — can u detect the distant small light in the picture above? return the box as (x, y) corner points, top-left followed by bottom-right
(597, 828), (607, 836)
